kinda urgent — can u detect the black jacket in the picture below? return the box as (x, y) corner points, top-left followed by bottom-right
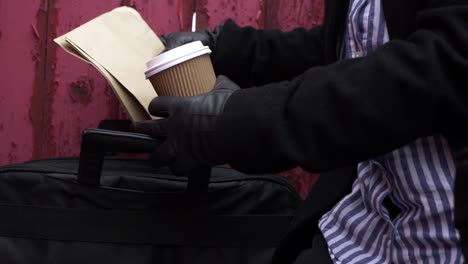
(210, 0), (468, 261)
(213, 0), (468, 173)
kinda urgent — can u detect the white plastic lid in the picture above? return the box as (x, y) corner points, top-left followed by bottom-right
(144, 41), (212, 79)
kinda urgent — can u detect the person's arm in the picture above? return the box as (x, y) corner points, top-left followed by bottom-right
(212, 19), (325, 87)
(214, 2), (468, 174)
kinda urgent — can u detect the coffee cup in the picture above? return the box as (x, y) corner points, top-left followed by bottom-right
(145, 41), (216, 97)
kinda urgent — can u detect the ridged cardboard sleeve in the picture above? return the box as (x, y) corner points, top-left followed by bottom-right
(149, 54), (216, 97)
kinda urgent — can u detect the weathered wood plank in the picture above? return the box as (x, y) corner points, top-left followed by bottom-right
(45, 0), (123, 158)
(0, 0), (43, 165)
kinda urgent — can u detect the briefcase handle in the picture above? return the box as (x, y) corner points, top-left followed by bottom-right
(77, 128), (211, 194)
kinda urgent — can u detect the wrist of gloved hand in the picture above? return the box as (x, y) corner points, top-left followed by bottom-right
(160, 23), (224, 52)
(131, 75), (239, 176)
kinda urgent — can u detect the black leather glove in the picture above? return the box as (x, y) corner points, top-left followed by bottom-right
(160, 23), (224, 51)
(132, 75), (239, 176)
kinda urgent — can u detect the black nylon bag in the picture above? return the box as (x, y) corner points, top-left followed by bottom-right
(0, 129), (301, 264)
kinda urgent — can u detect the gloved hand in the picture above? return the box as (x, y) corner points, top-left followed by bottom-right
(160, 23), (224, 51)
(132, 75), (239, 176)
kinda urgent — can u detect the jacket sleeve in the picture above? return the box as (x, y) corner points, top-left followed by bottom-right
(213, 1), (468, 174)
(211, 19), (325, 88)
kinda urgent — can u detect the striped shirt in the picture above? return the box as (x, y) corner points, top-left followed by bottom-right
(318, 0), (464, 263)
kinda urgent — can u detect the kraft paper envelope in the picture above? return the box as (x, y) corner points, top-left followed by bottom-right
(55, 36), (151, 121)
(54, 6), (165, 121)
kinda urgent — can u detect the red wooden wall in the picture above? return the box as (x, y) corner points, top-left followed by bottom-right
(0, 0), (324, 198)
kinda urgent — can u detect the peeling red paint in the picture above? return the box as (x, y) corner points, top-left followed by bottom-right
(104, 84), (121, 119)
(121, 0), (136, 8)
(265, 0), (280, 29)
(8, 142), (18, 164)
(30, 0), (49, 160)
(69, 76), (95, 105)
(31, 24), (41, 39)
(177, 0), (195, 31)
(30, 49), (41, 63)
(174, 0), (212, 33)
(256, 0), (266, 29)
(131, 0), (181, 35)
(196, 0), (210, 29)
(30, 0), (59, 160)
(0, 1), (38, 165)
(42, 1), (60, 159)
(203, 0), (266, 29)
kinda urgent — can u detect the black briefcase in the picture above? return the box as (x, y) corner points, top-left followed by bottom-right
(0, 129), (301, 264)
